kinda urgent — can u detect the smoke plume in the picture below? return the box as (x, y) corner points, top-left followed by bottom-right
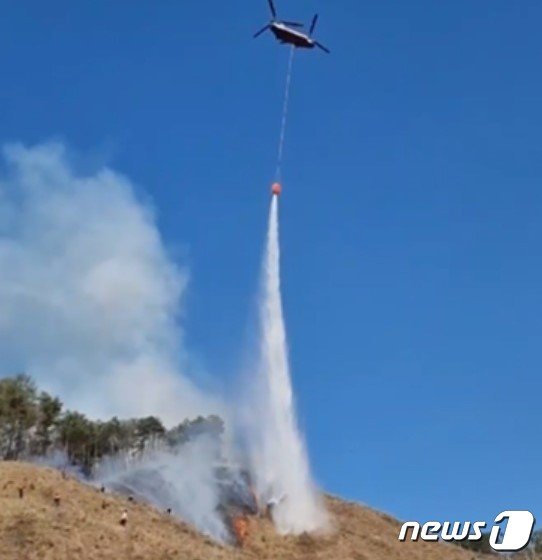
(0, 141), (326, 539)
(94, 436), (233, 541)
(0, 142), (216, 423)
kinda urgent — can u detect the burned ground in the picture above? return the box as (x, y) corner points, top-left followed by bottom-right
(0, 461), (498, 560)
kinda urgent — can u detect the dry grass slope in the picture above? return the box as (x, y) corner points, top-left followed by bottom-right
(0, 462), (486, 560)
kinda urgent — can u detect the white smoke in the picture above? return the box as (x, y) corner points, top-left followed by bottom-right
(94, 437), (232, 542)
(247, 196), (328, 534)
(0, 141), (326, 539)
(32, 438), (240, 542)
(0, 142), (217, 424)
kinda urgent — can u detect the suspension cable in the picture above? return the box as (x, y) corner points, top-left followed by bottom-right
(275, 46), (296, 182)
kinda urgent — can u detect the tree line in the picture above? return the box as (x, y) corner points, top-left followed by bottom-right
(0, 374), (224, 474)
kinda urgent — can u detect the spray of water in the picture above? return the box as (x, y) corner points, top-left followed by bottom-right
(249, 196), (328, 534)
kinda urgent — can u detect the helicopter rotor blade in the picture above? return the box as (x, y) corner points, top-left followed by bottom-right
(282, 21), (304, 28)
(253, 25), (270, 38)
(310, 14), (319, 35)
(267, 0), (277, 19)
(315, 41), (330, 54)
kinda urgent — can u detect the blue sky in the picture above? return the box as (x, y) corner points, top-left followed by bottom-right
(1, 0), (541, 526)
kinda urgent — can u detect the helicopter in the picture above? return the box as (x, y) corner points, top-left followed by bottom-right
(253, 0), (330, 54)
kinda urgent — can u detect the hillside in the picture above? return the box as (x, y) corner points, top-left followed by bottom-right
(0, 462), (486, 560)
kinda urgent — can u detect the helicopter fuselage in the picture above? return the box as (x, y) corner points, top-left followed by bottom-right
(270, 22), (315, 49)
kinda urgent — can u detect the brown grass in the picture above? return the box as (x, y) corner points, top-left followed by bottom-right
(0, 461), (486, 560)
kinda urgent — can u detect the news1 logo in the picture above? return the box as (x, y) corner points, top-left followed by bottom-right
(399, 511), (536, 552)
